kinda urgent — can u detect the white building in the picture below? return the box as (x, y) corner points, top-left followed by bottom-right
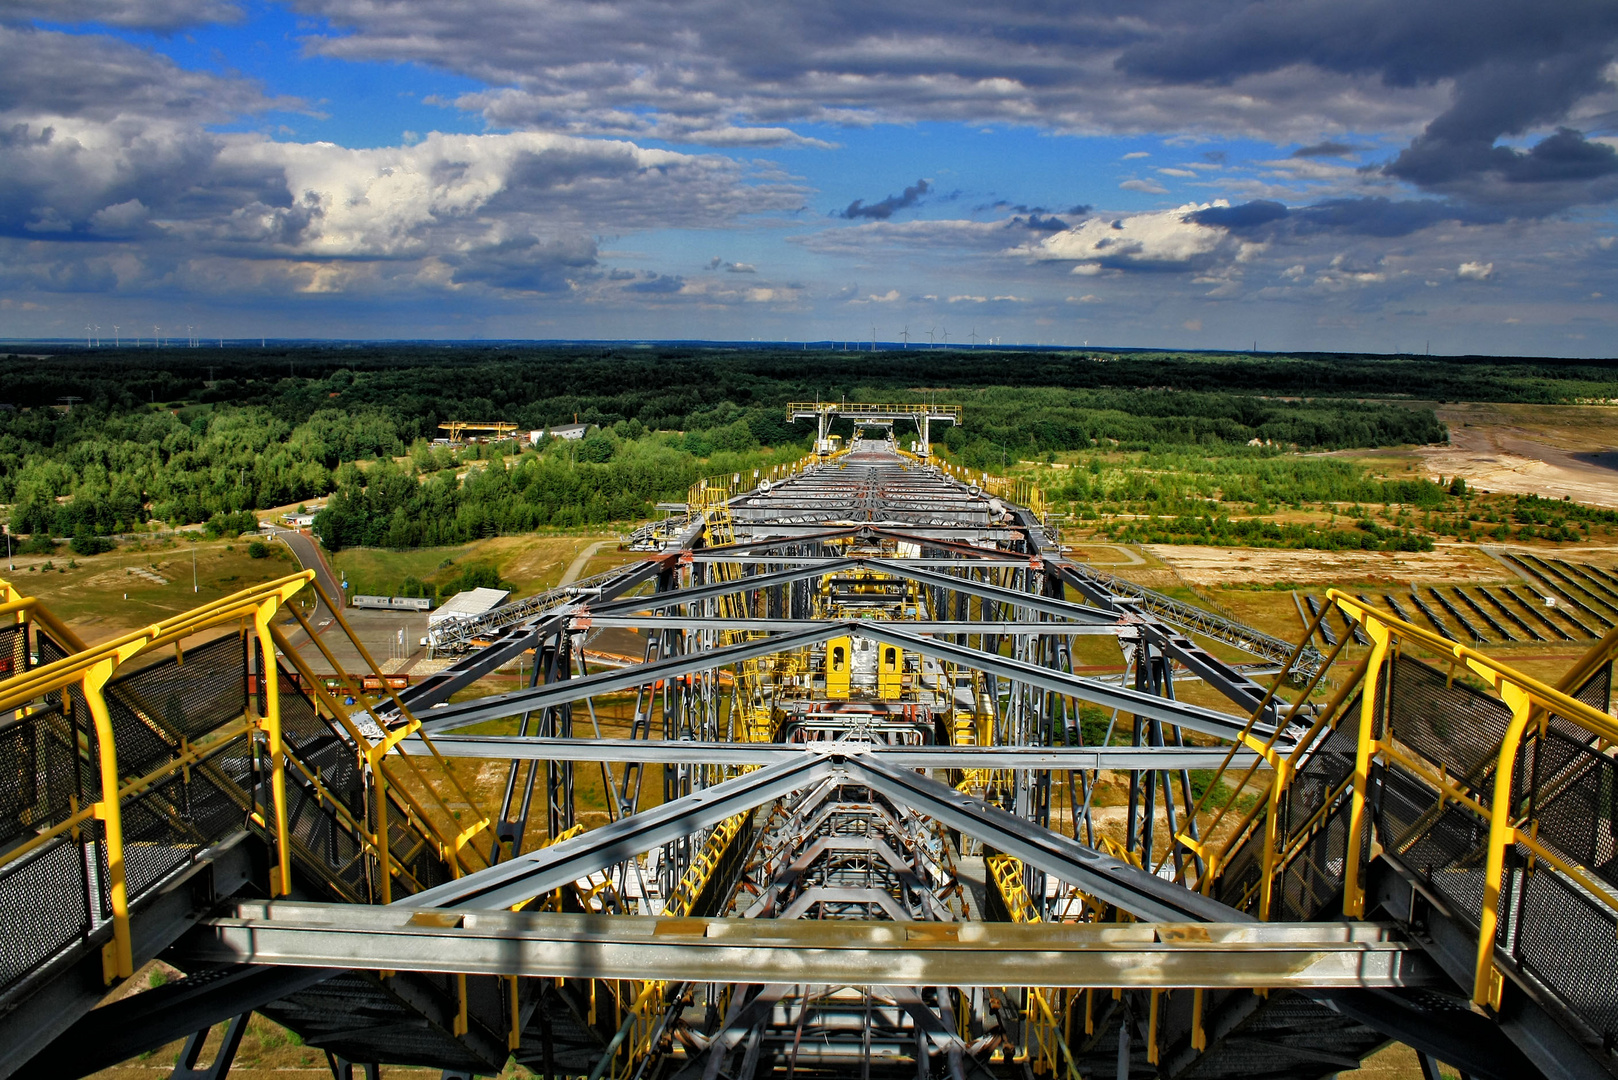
(426, 587), (511, 627)
(530, 423), (590, 444)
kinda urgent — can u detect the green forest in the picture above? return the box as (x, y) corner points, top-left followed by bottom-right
(0, 344), (1612, 552)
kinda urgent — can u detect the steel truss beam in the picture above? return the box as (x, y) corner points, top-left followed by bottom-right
(574, 616), (1121, 635)
(857, 622), (1277, 744)
(582, 556), (1119, 625)
(391, 752), (1245, 922)
(179, 903), (1433, 990)
(407, 755), (834, 910)
(407, 736), (1262, 772)
(418, 618), (1274, 744)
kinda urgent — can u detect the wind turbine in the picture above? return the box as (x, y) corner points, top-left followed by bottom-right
(927, 324), (935, 348)
(941, 325), (948, 349)
(153, 325), (161, 348)
(900, 326), (909, 348)
(84, 325), (93, 349)
(870, 325), (877, 351)
(93, 325), (100, 347)
(113, 325), (120, 348)
(969, 327), (977, 348)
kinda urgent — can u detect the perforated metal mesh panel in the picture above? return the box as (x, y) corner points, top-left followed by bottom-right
(0, 623), (26, 682)
(1529, 733), (1617, 890)
(1387, 653), (1511, 791)
(1509, 850), (1618, 1045)
(1279, 693), (1361, 841)
(108, 634), (247, 742)
(1211, 828), (1262, 914)
(0, 705), (83, 848)
(0, 835), (96, 990)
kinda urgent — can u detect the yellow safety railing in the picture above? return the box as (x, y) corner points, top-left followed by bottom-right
(930, 459), (1050, 522)
(1188, 589), (1618, 1023)
(609, 811), (751, 1079)
(1327, 591), (1618, 1010)
(0, 571), (500, 995)
(1, 572), (309, 981)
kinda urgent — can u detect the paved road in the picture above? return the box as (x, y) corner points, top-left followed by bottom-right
(267, 527), (344, 645)
(559, 539), (618, 587)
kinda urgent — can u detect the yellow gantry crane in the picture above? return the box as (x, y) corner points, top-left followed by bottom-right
(437, 421), (518, 443)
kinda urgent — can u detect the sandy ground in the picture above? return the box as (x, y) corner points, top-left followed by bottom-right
(1416, 402), (1618, 507)
(1138, 542), (1512, 587)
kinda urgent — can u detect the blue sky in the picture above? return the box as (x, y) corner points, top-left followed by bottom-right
(3, 0), (1617, 353)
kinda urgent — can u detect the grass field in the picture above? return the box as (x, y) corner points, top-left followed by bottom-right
(329, 530), (624, 598)
(3, 535), (300, 644)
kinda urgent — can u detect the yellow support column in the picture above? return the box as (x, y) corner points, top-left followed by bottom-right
(83, 658), (133, 981)
(1342, 616), (1389, 918)
(1473, 681), (1533, 1009)
(254, 599), (293, 896)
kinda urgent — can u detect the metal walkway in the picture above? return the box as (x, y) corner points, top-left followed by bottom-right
(2, 433), (1615, 1080)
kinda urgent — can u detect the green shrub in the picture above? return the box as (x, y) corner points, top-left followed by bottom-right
(70, 528), (115, 556)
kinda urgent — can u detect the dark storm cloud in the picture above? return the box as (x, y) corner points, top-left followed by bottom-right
(1185, 196), (1501, 237)
(1119, 0), (1618, 210)
(0, 0), (241, 31)
(1291, 141), (1360, 158)
(0, 24), (278, 123)
(446, 234), (598, 292)
(840, 179), (931, 220)
(1115, 0), (1618, 87)
(625, 273), (685, 293)
(1005, 213), (1071, 231)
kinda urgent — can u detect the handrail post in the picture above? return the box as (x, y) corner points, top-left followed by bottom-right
(1342, 614), (1389, 918)
(370, 741), (393, 904)
(1474, 681), (1533, 1009)
(254, 598), (292, 896)
(83, 659), (133, 980)
(1256, 750), (1289, 920)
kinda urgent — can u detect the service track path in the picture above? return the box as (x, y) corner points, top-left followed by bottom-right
(559, 539), (619, 588)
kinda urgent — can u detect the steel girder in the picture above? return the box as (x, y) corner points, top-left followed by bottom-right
(416, 624), (830, 734)
(416, 617), (1271, 742)
(178, 902), (1434, 990)
(407, 735), (1262, 771)
(406, 754), (835, 910)
(575, 616), (1121, 635)
(856, 622), (1277, 744)
(387, 751), (1244, 923)
(584, 559), (861, 617)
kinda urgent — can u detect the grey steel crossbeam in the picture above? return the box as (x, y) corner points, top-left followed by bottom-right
(852, 755), (1239, 923)
(584, 559), (860, 617)
(682, 554), (1027, 566)
(417, 624), (836, 733)
(420, 617), (1272, 743)
(862, 558), (1120, 623)
(404, 755), (837, 910)
(860, 623), (1278, 744)
(405, 736), (1262, 772)
(181, 903), (1432, 989)
(575, 616), (1122, 635)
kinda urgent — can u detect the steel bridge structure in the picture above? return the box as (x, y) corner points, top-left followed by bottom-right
(2, 434), (1616, 1080)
